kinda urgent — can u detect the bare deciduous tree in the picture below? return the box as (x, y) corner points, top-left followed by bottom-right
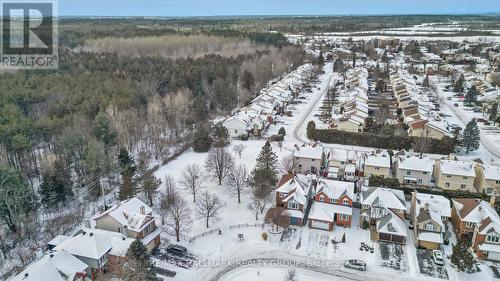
(232, 144), (246, 158)
(284, 269), (297, 281)
(205, 147), (234, 185)
(247, 196), (271, 220)
(180, 164), (204, 202)
(413, 137), (431, 154)
(164, 192), (191, 242)
(196, 191), (225, 228)
(279, 154), (296, 175)
(226, 164), (248, 203)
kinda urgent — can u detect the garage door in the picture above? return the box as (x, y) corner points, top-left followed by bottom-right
(289, 217), (301, 226)
(488, 251), (500, 261)
(310, 220), (330, 230)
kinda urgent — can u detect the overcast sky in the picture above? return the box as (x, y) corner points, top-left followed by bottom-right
(60, 0), (499, 17)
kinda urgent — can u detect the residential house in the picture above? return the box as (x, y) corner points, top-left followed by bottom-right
(395, 155), (434, 186)
(433, 159), (477, 192)
(360, 186), (407, 244)
(222, 115), (249, 138)
(10, 250), (89, 281)
(293, 145), (326, 175)
(411, 192), (451, 249)
(92, 197), (161, 252)
(474, 164), (500, 196)
(54, 228), (134, 279)
(275, 174), (313, 226)
(364, 154), (391, 178)
(327, 148), (348, 179)
(307, 179), (354, 230)
(452, 198), (500, 261)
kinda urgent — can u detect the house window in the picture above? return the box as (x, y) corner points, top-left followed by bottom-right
(311, 166), (317, 173)
(460, 184), (467, 190)
(311, 159), (316, 162)
(418, 179), (423, 184)
(330, 198), (335, 203)
(338, 214), (349, 221)
(447, 175), (452, 178)
(463, 176), (468, 180)
(406, 170), (411, 176)
(465, 222), (474, 228)
(234, 129), (238, 134)
(445, 182), (450, 187)
(288, 202), (299, 210)
(487, 235), (500, 243)
(425, 223), (435, 231)
(343, 199), (349, 205)
(341, 161), (345, 165)
(496, 180), (500, 184)
(423, 171), (428, 175)
(279, 193), (285, 198)
(375, 167), (380, 170)
(319, 195), (325, 202)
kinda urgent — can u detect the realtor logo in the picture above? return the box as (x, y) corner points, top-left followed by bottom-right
(0, 0), (58, 69)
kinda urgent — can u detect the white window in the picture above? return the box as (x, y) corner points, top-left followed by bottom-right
(425, 223), (435, 231)
(463, 176), (468, 180)
(375, 167), (380, 170)
(445, 182), (450, 187)
(460, 184), (467, 190)
(487, 235), (500, 243)
(465, 221), (474, 228)
(423, 171), (428, 175)
(406, 170), (411, 176)
(329, 198), (335, 203)
(338, 214), (349, 221)
(288, 202), (299, 210)
(418, 179), (422, 184)
(279, 193), (285, 198)
(234, 129), (238, 134)
(343, 198), (349, 205)
(319, 195), (325, 202)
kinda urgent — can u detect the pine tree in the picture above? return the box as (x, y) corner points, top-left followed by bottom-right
(490, 102), (498, 121)
(40, 158), (73, 207)
(118, 147), (135, 172)
(422, 75), (430, 88)
(459, 119), (480, 154)
(251, 141), (278, 199)
(118, 168), (136, 201)
(278, 127), (286, 136)
(142, 170), (161, 206)
(453, 73), (465, 93)
(464, 85), (478, 106)
(193, 122), (212, 152)
(211, 123), (230, 147)
(123, 240), (157, 281)
(451, 241), (480, 273)
(306, 121), (316, 139)
(255, 141), (278, 173)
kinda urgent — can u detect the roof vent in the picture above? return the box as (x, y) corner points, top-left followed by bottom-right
(49, 254), (54, 258)
(24, 273), (29, 278)
(89, 232), (94, 237)
(82, 231), (86, 235)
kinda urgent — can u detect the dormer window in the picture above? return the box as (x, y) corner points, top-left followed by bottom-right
(487, 235), (500, 243)
(465, 221), (475, 228)
(319, 195), (325, 202)
(343, 199), (349, 205)
(288, 202), (299, 210)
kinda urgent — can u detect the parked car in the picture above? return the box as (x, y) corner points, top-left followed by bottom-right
(166, 244), (187, 256)
(344, 259), (366, 271)
(432, 250), (444, 266)
(473, 107), (482, 113)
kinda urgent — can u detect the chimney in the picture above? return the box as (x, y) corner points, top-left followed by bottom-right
(424, 203), (430, 211)
(140, 206), (146, 215)
(490, 196), (496, 207)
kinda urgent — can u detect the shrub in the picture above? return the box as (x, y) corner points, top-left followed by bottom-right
(239, 134), (249, 141)
(278, 127), (286, 136)
(269, 134), (284, 142)
(261, 232), (268, 241)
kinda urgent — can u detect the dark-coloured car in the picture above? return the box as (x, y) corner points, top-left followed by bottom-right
(166, 244), (187, 256)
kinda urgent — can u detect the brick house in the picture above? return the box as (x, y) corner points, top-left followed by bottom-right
(307, 179), (354, 231)
(275, 174), (313, 226)
(452, 198), (500, 261)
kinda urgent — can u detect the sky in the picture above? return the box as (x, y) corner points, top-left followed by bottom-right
(60, 0), (500, 17)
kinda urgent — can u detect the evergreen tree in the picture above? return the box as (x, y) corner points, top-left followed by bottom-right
(240, 70), (255, 91)
(93, 112), (117, 147)
(118, 147), (135, 171)
(123, 239), (157, 281)
(459, 119), (480, 154)
(192, 122), (212, 152)
(422, 75), (430, 88)
(254, 141), (278, 173)
(490, 102), (498, 121)
(118, 168), (137, 201)
(39, 158), (73, 207)
(211, 123), (230, 147)
(142, 170), (161, 206)
(306, 121), (316, 139)
(464, 85), (478, 105)
(0, 166), (34, 233)
(251, 141), (278, 199)
(451, 241), (480, 273)
(453, 73), (465, 93)
(278, 127), (286, 136)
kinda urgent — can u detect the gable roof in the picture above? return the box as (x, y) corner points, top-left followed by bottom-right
(483, 165), (500, 181)
(377, 210), (407, 237)
(398, 156), (434, 173)
(452, 198), (500, 226)
(315, 179), (354, 201)
(365, 154), (391, 168)
(414, 193), (451, 229)
(11, 250), (88, 281)
(93, 197), (153, 232)
(361, 187), (406, 210)
(439, 160), (475, 177)
(294, 146), (324, 160)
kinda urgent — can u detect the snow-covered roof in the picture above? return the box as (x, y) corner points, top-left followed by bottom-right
(294, 146), (324, 160)
(414, 192), (451, 228)
(316, 179), (354, 200)
(329, 148), (348, 162)
(397, 156), (434, 173)
(483, 165), (500, 181)
(377, 210), (407, 237)
(93, 197), (154, 232)
(47, 235), (70, 247)
(345, 164), (356, 173)
(452, 199), (500, 227)
(55, 228), (133, 260)
(10, 250), (88, 281)
(418, 232), (443, 244)
(308, 201), (352, 222)
(365, 154), (391, 168)
(479, 243), (500, 253)
(361, 187), (406, 211)
(439, 160), (476, 177)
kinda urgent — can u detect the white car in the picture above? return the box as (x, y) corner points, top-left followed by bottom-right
(344, 259), (367, 271)
(432, 250), (444, 266)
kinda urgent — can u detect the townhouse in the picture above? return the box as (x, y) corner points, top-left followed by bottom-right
(452, 198), (500, 261)
(433, 159), (477, 193)
(474, 164), (500, 196)
(394, 155), (434, 186)
(411, 192), (451, 249)
(92, 197), (161, 252)
(360, 186), (407, 244)
(308, 179), (355, 230)
(363, 154), (391, 178)
(327, 148), (348, 180)
(293, 145), (326, 175)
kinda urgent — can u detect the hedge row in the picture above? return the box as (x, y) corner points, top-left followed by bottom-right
(310, 128), (456, 155)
